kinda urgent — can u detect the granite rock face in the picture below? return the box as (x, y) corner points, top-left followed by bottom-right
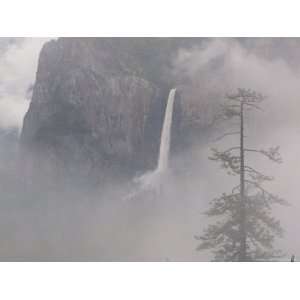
(22, 37), (300, 186)
(20, 39), (179, 185)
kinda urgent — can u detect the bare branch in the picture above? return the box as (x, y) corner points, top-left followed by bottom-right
(226, 88), (265, 108)
(209, 148), (240, 174)
(232, 184), (241, 194)
(244, 102), (263, 111)
(244, 146), (282, 163)
(244, 166), (273, 182)
(221, 103), (240, 119)
(224, 146), (241, 153)
(214, 131), (240, 142)
(245, 180), (289, 206)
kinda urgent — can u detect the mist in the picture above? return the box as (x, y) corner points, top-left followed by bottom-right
(0, 38), (51, 130)
(0, 37), (299, 261)
(171, 38), (300, 260)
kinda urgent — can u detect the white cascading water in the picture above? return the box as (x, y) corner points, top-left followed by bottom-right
(157, 88), (176, 172)
(124, 88), (176, 199)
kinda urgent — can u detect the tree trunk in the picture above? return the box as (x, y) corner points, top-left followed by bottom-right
(239, 101), (247, 261)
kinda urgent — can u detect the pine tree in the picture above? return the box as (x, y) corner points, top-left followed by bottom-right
(195, 88), (288, 261)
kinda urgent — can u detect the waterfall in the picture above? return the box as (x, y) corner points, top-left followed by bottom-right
(124, 88), (176, 200)
(157, 88), (176, 172)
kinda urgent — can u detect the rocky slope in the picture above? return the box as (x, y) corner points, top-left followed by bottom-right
(20, 38), (207, 185)
(20, 37), (300, 187)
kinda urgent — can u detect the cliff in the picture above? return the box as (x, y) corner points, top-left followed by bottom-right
(20, 38), (207, 185)
(20, 37), (299, 186)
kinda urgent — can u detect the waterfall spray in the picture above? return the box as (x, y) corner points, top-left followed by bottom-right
(124, 88), (176, 200)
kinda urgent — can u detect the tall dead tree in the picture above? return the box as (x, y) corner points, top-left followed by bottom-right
(195, 88), (288, 261)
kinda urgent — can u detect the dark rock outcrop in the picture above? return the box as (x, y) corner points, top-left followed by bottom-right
(20, 38), (192, 185)
(21, 37), (299, 186)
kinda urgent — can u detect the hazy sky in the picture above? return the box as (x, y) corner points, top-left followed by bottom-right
(1, 37), (300, 260)
(171, 38), (300, 259)
(0, 38), (51, 130)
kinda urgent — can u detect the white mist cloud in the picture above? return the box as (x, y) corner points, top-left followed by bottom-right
(172, 38), (300, 259)
(0, 38), (300, 261)
(0, 38), (51, 130)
